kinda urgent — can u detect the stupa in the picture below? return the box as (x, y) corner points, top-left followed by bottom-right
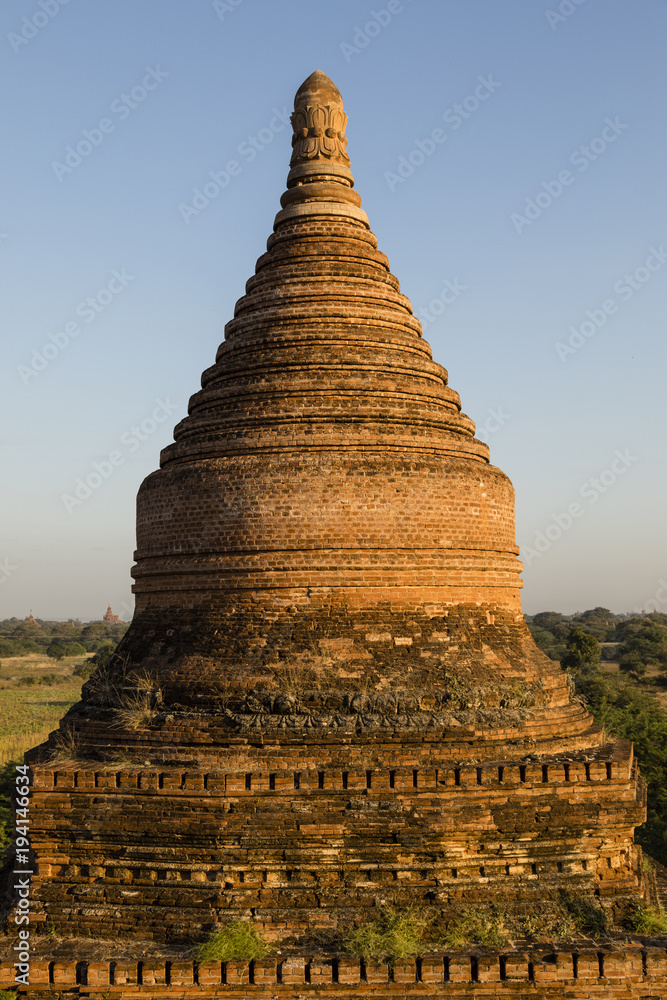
(3, 72), (664, 997)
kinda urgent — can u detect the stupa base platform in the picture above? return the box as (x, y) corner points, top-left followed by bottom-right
(6, 735), (645, 946)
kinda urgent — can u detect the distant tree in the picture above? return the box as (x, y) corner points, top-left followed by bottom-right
(89, 642), (117, 667)
(529, 627), (556, 653)
(561, 627), (601, 679)
(571, 607), (619, 642)
(527, 626), (567, 661)
(618, 651), (648, 678)
(531, 612), (570, 643)
(47, 640), (86, 660)
(73, 660), (96, 680)
(618, 624), (667, 678)
(80, 622), (128, 652)
(615, 614), (667, 642)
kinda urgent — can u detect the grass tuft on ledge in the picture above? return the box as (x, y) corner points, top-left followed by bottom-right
(194, 920), (270, 963)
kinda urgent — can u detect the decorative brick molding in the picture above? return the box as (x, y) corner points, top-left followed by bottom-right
(29, 750), (633, 795)
(3, 71), (664, 996)
(2, 948), (666, 996)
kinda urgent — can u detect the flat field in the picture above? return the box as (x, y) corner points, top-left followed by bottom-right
(0, 654), (85, 763)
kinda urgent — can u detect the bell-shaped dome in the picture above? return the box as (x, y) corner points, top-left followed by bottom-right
(76, 73), (593, 751)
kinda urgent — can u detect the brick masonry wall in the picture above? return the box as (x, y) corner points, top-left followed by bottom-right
(6, 78), (663, 998)
(2, 948), (666, 997)
(19, 739), (644, 944)
(86, 602), (585, 724)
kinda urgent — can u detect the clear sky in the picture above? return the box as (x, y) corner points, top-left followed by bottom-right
(1, 0), (666, 621)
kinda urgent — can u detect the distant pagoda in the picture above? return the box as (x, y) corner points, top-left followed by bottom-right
(102, 604), (121, 624)
(4, 73), (662, 999)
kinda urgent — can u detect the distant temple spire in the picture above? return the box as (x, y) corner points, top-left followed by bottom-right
(103, 604), (121, 624)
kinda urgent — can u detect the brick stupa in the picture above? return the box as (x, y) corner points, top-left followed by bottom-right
(4, 72), (664, 998)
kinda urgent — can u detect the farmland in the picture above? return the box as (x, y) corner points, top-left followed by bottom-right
(0, 654), (85, 764)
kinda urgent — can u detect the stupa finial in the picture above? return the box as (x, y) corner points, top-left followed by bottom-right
(290, 70), (350, 167)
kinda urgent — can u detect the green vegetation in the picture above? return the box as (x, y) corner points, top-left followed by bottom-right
(342, 908), (427, 961)
(521, 912), (576, 941)
(47, 640), (86, 660)
(626, 902), (667, 935)
(0, 614), (128, 768)
(561, 627), (601, 678)
(581, 672), (667, 862)
(340, 895), (615, 955)
(0, 616), (128, 657)
(562, 895), (609, 938)
(194, 920), (270, 962)
(527, 607), (667, 866)
(0, 623), (116, 846)
(618, 623), (667, 678)
(439, 909), (508, 949)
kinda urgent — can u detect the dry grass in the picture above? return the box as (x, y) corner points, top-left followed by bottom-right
(113, 692), (158, 730)
(43, 727), (87, 766)
(109, 668), (163, 730)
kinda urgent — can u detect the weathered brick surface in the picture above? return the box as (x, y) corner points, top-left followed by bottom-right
(5, 948), (667, 996)
(54, 72), (588, 727)
(20, 738), (646, 942)
(4, 72), (664, 999)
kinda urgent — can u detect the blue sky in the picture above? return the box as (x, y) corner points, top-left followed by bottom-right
(1, 0), (666, 620)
